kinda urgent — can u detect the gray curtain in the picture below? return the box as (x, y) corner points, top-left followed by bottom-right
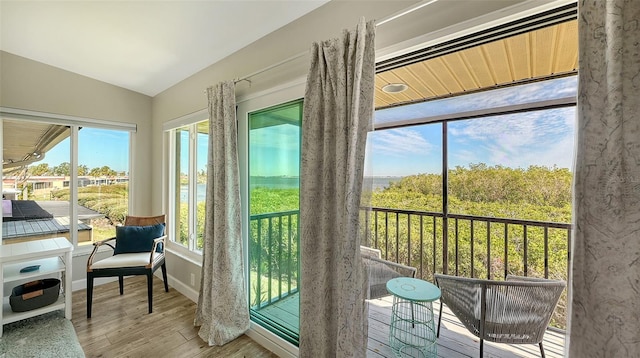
(194, 81), (250, 346)
(570, 0), (640, 356)
(299, 18), (375, 357)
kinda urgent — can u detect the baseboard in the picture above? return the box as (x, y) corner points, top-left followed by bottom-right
(166, 273), (199, 302)
(72, 276), (118, 292)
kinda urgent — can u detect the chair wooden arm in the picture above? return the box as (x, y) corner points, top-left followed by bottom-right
(87, 237), (116, 269)
(148, 235), (167, 265)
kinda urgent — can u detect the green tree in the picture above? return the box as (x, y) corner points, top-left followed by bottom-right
(89, 165), (117, 177)
(89, 167), (101, 177)
(28, 163), (51, 176)
(77, 164), (89, 176)
(52, 162), (71, 176)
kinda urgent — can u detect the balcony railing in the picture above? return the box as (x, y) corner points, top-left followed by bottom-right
(249, 210), (300, 309)
(362, 207), (571, 283)
(250, 207), (571, 327)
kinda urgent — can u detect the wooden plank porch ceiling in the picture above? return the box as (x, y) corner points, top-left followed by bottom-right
(258, 293), (565, 357)
(374, 20), (578, 110)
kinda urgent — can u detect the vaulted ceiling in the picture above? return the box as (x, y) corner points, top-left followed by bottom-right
(0, 1), (329, 97)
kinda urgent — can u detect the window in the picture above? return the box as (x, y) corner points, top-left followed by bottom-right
(166, 119), (208, 253)
(1, 116), (133, 247)
(78, 128), (130, 245)
(248, 99), (302, 345)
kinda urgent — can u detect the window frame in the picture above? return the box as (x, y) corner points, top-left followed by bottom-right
(0, 107), (135, 252)
(163, 110), (209, 259)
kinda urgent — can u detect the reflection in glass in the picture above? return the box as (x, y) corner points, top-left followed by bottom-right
(195, 121), (208, 251)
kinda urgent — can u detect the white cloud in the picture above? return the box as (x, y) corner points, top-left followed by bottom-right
(452, 149), (479, 165)
(449, 107), (575, 169)
(368, 128), (433, 156)
(517, 134), (575, 169)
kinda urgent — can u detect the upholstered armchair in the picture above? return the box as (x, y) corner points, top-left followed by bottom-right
(86, 215), (169, 318)
(435, 274), (565, 357)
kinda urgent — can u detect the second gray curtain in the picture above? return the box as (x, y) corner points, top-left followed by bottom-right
(570, 0), (640, 356)
(299, 18), (376, 357)
(194, 81), (250, 346)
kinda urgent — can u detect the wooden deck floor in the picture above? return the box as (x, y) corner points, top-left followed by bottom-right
(258, 293), (565, 358)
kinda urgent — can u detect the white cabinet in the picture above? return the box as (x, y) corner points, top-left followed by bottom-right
(0, 237), (73, 336)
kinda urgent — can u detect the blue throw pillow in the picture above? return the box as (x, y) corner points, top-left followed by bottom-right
(114, 223), (165, 255)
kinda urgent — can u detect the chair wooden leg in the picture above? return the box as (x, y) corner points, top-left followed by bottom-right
(147, 272), (153, 314)
(161, 263), (169, 292)
(87, 273), (94, 318)
(119, 276), (124, 295)
(539, 342), (546, 358)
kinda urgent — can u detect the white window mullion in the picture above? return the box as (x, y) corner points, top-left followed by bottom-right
(70, 126), (79, 246)
(188, 124), (198, 251)
(167, 130), (177, 246)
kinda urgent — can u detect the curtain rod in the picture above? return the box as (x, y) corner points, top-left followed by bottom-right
(204, 0), (440, 93)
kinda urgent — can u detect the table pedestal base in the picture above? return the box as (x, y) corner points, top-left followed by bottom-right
(389, 298), (437, 358)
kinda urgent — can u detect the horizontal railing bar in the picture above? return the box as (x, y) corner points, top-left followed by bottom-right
(364, 206), (445, 217)
(251, 210), (300, 220)
(447, 213), (571, 229)
(365, 207), (570, 230)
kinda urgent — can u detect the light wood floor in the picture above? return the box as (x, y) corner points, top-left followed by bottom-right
(73, 276), (566, 358)
(71, 276), (278, 358)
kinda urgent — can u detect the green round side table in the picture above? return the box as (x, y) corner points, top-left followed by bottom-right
(386, 277), (441, 358)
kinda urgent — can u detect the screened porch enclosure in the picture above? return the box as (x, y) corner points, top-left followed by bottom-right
(247, 5), (576, 352)
(246, 79), (575, 351)
(246, 75), (575, 350)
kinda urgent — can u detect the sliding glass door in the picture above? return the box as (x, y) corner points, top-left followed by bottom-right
(247, 99), (302, 345)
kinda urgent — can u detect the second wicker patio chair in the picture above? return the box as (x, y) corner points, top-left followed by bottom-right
(361, 246), (417, 299)
(434, 274), (565, 357)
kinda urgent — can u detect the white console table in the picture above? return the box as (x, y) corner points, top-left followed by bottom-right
(0, 237), (73, 337)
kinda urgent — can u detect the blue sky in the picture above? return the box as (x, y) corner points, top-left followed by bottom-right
(42, 128), (130, 173)
(367, 76), (577, 177)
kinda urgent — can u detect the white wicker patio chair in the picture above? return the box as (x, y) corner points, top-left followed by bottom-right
(434, 274), (565, 357)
